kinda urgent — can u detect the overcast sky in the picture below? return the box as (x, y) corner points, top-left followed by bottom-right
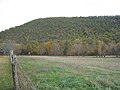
(0, 0), (120, 31)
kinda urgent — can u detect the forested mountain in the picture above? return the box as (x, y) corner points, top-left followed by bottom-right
(0, 16), (120, 56)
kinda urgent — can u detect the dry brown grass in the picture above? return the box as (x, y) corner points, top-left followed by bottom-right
(25, 56), (120, 71)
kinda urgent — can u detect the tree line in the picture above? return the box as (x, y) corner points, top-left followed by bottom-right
(0, 39), (120, 57)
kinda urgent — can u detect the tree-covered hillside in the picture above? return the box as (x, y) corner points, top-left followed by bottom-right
(0, 16), (120, 56)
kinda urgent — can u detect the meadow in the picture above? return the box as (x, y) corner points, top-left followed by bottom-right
(0, 56), (13, 90)
(17, 56), (120, 90)
(0, 56), (120, 90)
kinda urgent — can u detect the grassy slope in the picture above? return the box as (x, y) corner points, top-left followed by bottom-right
(18, 56), (120, 90)
(0, 56), (13, 90)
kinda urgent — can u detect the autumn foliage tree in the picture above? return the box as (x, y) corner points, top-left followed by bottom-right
(95, 40), (107, 57)
(44, 40), (52, 55)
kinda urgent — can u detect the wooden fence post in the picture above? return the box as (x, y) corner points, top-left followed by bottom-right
(12, 54), (17, 90)
(10, 50), (36, 90)
(10, 50), (17, 90)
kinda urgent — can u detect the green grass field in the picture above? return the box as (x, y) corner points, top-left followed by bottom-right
(0, 56), (120, 90)
(0, 56), (13, 90)
(17, 56), (120, 90)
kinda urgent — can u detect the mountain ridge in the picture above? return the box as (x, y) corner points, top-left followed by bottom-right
(0, 16), (120, 43)
(0, 16), (120, 55)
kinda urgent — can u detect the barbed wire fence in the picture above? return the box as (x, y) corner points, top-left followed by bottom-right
(10, 50), (37, 90)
